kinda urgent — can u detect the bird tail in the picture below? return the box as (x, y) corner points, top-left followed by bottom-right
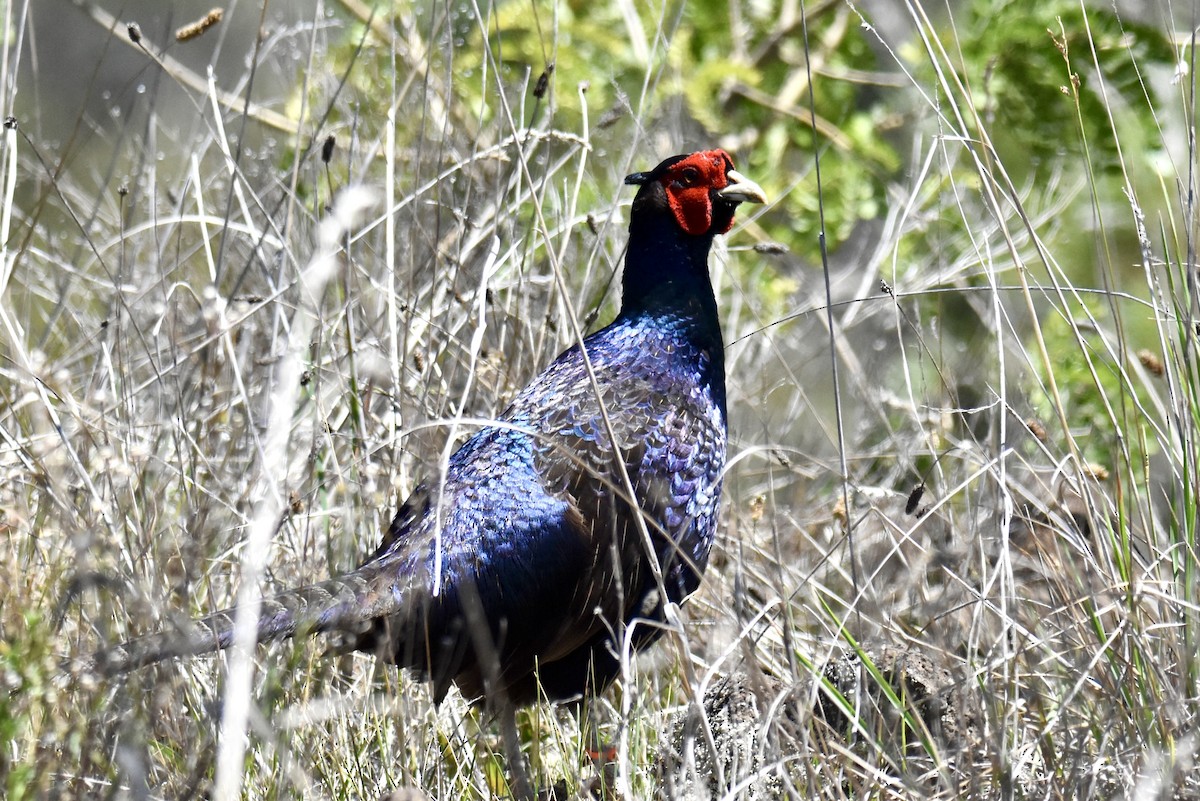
(89, 565), (402, 675)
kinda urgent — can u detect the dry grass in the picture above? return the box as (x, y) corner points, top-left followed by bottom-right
(3, 1), (1199, 799)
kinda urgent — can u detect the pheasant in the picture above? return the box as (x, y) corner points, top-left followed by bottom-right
(94, 150), (766, 707)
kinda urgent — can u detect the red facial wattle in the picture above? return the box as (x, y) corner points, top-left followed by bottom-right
(660, 150), (736, 236)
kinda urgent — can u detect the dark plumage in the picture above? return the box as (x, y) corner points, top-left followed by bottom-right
(94, 150), (766, 707)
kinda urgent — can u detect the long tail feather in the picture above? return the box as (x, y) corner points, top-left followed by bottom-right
(90, 565), (403, 675)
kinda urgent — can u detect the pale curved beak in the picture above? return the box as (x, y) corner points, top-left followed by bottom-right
(718, 169), (768, 204)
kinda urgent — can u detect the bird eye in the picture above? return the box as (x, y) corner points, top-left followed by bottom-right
(680, 166), (700, 185)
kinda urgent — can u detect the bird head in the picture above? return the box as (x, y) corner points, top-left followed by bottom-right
(625, 149), (767, 236)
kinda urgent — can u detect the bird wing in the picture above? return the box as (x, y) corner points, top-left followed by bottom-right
(349, 420), (622, 699)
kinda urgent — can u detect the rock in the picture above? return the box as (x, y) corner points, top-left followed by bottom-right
(816, 644), (980, 753)
(657, 672), (785, 800)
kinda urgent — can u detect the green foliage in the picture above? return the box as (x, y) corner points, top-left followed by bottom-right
(0, 613), (54, 801)
(315, 0), (904, 264)
(953, 0), (1175, 174)
(1028, 301), (1161, 472)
